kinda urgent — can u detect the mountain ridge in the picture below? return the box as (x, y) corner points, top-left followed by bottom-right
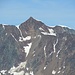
(0, 17), (75, 75)
(0, 17), (73, 30)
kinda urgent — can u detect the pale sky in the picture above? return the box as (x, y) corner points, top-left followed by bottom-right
(0, 0), (75, 29)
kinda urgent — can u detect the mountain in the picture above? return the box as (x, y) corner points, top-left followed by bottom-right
(0, 17), (75, 75)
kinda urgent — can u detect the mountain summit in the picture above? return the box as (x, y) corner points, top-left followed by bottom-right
(20, 17), (46, 29)
(27, 17), (36, 21)
(0, 17), (75, 75)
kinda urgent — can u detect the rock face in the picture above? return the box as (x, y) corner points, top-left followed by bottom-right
(0, 17), (75, 75)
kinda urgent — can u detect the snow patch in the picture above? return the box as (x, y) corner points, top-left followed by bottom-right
(8, 61), (27, 74)
(52, 70), (56, 74)
(48, 28), (56, 36)
(8, 66), (16, 74)
(63, 61), (66, 69)
(56, 50), (61, 57)
(59, 58), (61, 59)
(48, 52), (53, 57)
(39, 27), (45, 31)
(44, 65), (47, 70)
(33, 35), (41, 39)
(23, 36), (31, 41)
(32, 51), (35, 54)
(2, 25), (5, 29)
(49, 26), (55, 28)
(23, 43), (32, 57)
(19, 29), (23, 38)
(18, 27), (24, 42)
(13, 71), (24, 75)
(63, 66), (65, 69)
(19, 36), (31, 42)
(41, 32), (50, 35)
(16, 25), (19, 29)
(57, 71), (60, 74)
(59, 67), (61, 70)
(0, 70), (7, 74)
(37, 35), (41, 38)
(53, 39), (58, 53)
(30, 71), (34, 75)
(35, 18), (42, 22)
(11, 33), (18, 42)
(33, 36), (37, 39)
(17, 61), (27, 70)
(33, 54), (35, 57)
(25, 72), (29, 75)
(19, 37), (23, 42)
(58, 24), (67, 27)
(41, 28), (56, 36)
(58, 24), (72, 29)
(44, 45), (47, 58)
(32, 51), (35, 57)
(5, 33), (7, 35)
(26, 68), (29, 71)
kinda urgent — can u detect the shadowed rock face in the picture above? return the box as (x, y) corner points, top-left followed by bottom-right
(0, 17), (75, 75)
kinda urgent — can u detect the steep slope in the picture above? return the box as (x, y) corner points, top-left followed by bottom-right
(0, 17), (75, 75)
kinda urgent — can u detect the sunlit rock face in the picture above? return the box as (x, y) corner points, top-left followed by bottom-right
(0, 17), (75, 75)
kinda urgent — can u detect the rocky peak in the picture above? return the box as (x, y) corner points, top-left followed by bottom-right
(20, 17), (46, 30)
(27, 17), (37, 22)
(19, 17), (48, 37)
(0, 18), (75, 75)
